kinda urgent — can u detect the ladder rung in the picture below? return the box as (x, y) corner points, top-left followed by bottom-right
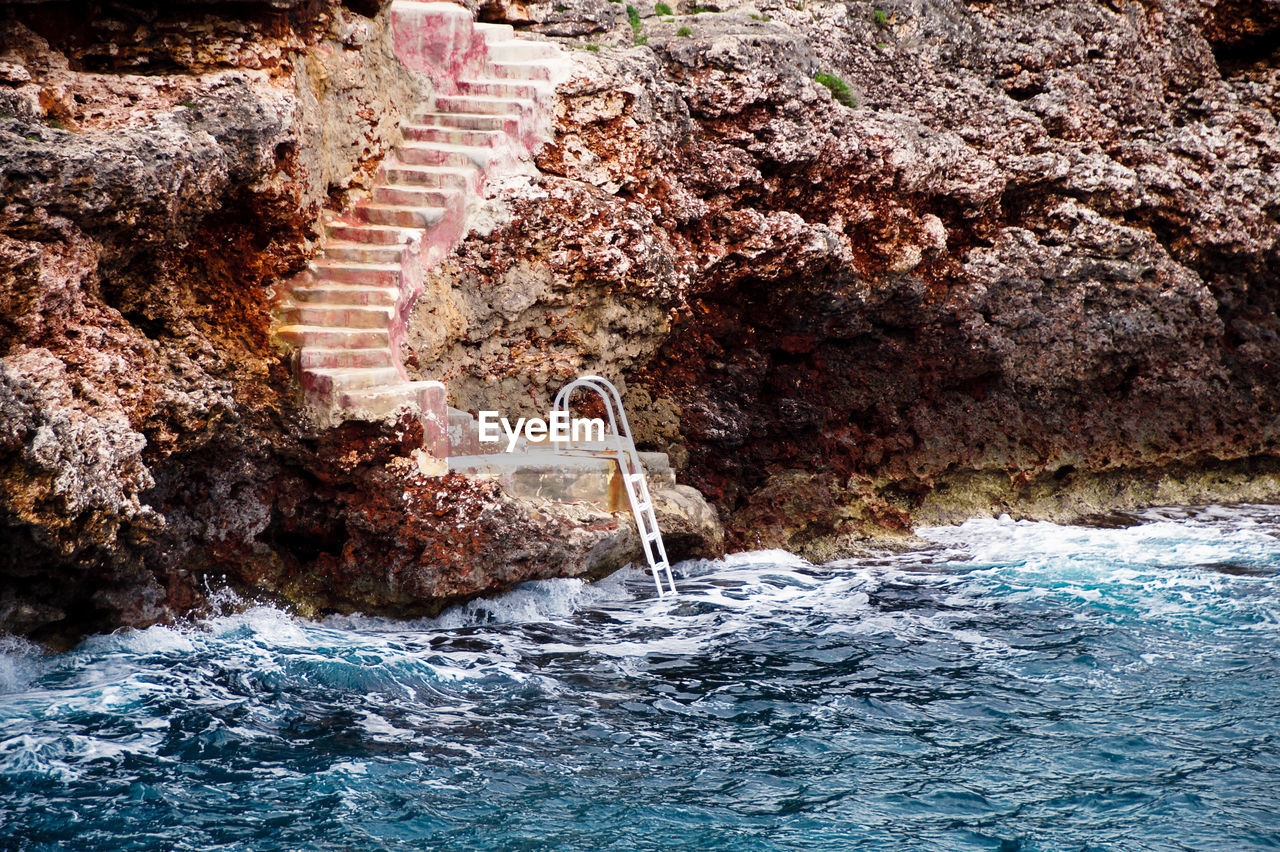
(645, 531), (661, 542)
(627, 472), (645, 483)
(635, 501), (651, 513)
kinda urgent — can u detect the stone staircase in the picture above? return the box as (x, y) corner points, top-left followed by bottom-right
(272, 2), (571, 464)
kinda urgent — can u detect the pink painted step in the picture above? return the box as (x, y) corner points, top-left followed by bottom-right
(373, 184), (464, 209)
(311, 261), (402, 287)
(306, 367), (404, 395)
(413, 110), (521, 134)
(299, 348), (396, 369)
(403, 125), (508, 147)
(474, 22), (516, 42)
(323, 241), (407, 264)
(457, 79), (545, 100)
(326, 223), (415, 245)
(484, 40), (558, 62)
(352, 203), (446, 229)
(487, 61), (555, 82)
(339, 381), (450, 459)
(382, 163), (477, 190)
(433, 94), (534, 116)
(276, 325), (391, 349)
(291, 284), (399, 307)
(447, 407), (480, 456)
(395, 143), (487, 168)
(282, 304), (395, 329)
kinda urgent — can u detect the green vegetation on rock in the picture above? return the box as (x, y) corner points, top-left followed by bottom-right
(814, 71), (857, 107)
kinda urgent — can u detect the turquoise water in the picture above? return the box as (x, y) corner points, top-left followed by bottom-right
(3, 506), (1280, 851)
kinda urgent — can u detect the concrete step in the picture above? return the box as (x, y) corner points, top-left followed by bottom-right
(281, 303), (395, 329)
(373, 184), (464, 209)
(291, 284), (399, 307)
(396, 142), (496, 169)
(487, 60), (555, 82)
(276, 325), (390, 349)
(484, 40), (558, 62)
(299, 347), (395, 369)
(310, 261), (402, 287)
(413, 110), (520, 134)
(449, 450), (623, 510)
(403, 125), (509, 147)
(474, 22), (515, 42)
(323, 241), (406, 264)
(447, 407), (480, 457)
(352, 203), (446, 229)
(338, 380), (447, 420)
(433, 94), (534, 116)
(458, 78), (546, 100)
(325, 223), (413, 245)
(306, 366), (403, 394)
(382, 163), (477, 190)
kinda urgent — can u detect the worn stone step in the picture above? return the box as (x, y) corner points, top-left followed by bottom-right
(433, 94), (534, 116)
(449, 451), (623, 510)
(339, 380), (447, 421)
(486, 60), (555, 82)
(299, 348), (395, 369)
(281, 303), (395, 329)
(371, 185), (461, 210)
(352, 203), (446, 228)
(306, 366), (404, 394)
(276, 325), (390, 349)
(291, 284), (399, 307)
(447, 406), (480, 457)
(413, 110), (520, 134)
(310, 261), (402, 287)
(382, 163), (476, 189)
(395, 142), (494, 168)
(484, 40), (558, 62)
(474, 21), (515, 42)
(458, 78), (546, 100)
(403, 125), (508, 147)
(325, 223), (414, 245)
(323, 241), (406, 264)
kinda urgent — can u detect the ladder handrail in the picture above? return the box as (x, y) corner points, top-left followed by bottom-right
(553, 375), (677, 597)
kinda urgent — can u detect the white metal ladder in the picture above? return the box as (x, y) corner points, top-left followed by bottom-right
(552, 375), (678, 597)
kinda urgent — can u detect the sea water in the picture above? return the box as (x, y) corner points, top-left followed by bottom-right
(2, 505), (1280, 851)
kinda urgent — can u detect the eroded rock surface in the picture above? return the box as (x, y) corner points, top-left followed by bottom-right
(3, 0), (1279, 641)
(432, 0), (1279, 556)
(0, 1), (721, 647)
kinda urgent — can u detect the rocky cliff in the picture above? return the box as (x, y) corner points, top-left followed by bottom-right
(427, 0), (1280, 557)
(2, 0), (1278, 644)
(0, 0), (719, 647)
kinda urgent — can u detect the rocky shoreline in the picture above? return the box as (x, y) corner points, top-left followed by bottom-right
(2, 0), (1278, 646)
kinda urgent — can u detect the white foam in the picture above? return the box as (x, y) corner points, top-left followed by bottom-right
(0, 636), (42, 694)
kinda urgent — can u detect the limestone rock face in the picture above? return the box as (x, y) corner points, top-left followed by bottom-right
(0, 1), (724, 647)
(4, 0), (1279, 641)
(439, 0), (1280, 553)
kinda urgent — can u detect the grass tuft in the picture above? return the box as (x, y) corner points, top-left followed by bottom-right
(676, 25), (692, 35)
(814, 71), (857, 107)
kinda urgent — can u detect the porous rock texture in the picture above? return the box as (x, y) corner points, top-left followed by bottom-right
(0, 0), (720, 648)
(423, 0), (1280, 558)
